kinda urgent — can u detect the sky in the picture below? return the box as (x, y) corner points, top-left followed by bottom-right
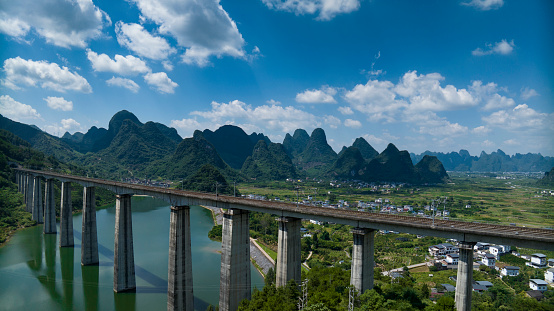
(1, 0), (553, 157)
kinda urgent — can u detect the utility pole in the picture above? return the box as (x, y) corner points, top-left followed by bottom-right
(298, 279), (309, 310)
(348, 286), (355, 311)
(295, 186), (300, 208)
(432, 199), (436, 227)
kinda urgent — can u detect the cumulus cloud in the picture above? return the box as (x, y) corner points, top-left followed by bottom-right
(0, 0), (110, 48)
(472, 39), (515, 56)
(394, 71), (477, 112)
(462, 0), (504, 10)
(144, 72), (178, 94)
(2, 57), (92, 93)
(406, 111), (469, 137)
(115, 21), (176, 60)
(482, 140), (495, 147)
(472, 125), (491, 135)
(87, 49), (150, 76)
(44, 96), (73, 111)
(190, 100), (319, 133)
(170, 118), (201, 133)
(469, 80), (515, 110)
(345, 79), (407, 122)
(344, 119), (361, 128)
(266, 99), (281, 105)
(296, 86), (337, 104)
(484, 104), (550, 131)
(324, 115), (341, 129)
(520, 87), (539, 101)
(338, 106), (353, 115)
(262, 0), (361, 21)
(106, 77), (140, 93)
(0, 95), (41, 121)
(44, 118), (82, 136)
(130, 0), (245, 66)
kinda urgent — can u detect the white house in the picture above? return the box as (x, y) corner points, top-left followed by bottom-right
(545, 268), (554, 283)
(474, 242), (490, 251)
(482, 254), (496, 268)
(309, 219), (323, 225)
(529, 253), (547, 268)
(489, 245), (511, 259)
(529, 279), (548, 292)
(446, 253), (459, 265)
(501, 266), (520, 277)
(429, 243), (457, 257)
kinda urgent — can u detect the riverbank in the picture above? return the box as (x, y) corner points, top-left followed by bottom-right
(202, 205), (275, 277)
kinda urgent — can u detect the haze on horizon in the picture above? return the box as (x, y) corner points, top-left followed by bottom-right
(0, 0), (553, 156)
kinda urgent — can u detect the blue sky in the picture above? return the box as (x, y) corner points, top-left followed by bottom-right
(1, 0), (553, 156)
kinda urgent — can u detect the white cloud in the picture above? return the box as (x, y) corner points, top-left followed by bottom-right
(0, 0), (110, 48)
(484, 104), (550, 131)
(344, 119), (361, 128)
(0, 95), (41, 121)
(115, 21), (176, 60)
(191, 100), (319, 133)
(462, 0), (504, 10)
(2, 57), (92, 93)
(362, 134), (386, 147)
(409, 112), (468, 137)
(338, 106), (353, 115)
(482, 140), (495, 147)
(345, 79), (407, 122)
(170, 118), (201, 134)
(106, 77), (140, 93)
(324, 115), (341, 129)
(296, 86), (337, 104)
(520, 87), (539, 101)
(162, 61), (174, 71)
(472, 39), (515, 56)
(130, 0), (245, 66)
(266, 99), (281, 105)
(44, 118), (82, 136)
(469, 80), (515, 110)
(44, 96), (73, 111)
(144, 72), (178, 94)
(472, 125), (491, 135)
(87, 49), (150, 76)
(503, 139), (519, 146)
(262, 0), (361, 21)
(395, 71), (477, 112)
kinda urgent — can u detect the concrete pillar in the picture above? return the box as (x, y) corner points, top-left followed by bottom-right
(168, 206), (194, 311)
(22, 174), (27, 200)
(455, 241), (476, 311)
(350, 228), (375, 294)
(26, 174), (34, 212)
(81, 186), (98, 265)
(44, 179), (56, 234)
(32, 177), (43, 223)
(276, 216), (302, 288)
(219, 208), (250, 311)
(60, 181), (74, 247)
(114, 194), (136, 292)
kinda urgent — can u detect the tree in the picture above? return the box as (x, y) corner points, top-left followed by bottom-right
(265, 267), (276, 287)
(358, 289), (385, 311)
(435, 296), (455, 311)
(304, 302), (332, 311)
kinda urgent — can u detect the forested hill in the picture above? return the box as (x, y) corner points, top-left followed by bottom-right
(411, 149), (554, 172)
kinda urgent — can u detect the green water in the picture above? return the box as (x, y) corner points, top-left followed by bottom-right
(0, 197), (265, 310)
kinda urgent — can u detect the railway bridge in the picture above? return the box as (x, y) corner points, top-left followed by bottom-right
(14, 168), (554, 311)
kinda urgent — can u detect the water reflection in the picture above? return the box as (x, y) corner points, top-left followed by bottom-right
(82, 265), (99, 311)
(114, 292), (136, 311)
(26, 224), (42, 271)
(60, 247), (74, 310)
(37, 233), (63, 308)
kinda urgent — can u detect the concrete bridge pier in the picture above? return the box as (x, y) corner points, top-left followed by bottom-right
(81, 186), (98, 265)
(32, 176), (43, 223)
(350, 228), (375, 294)
(276, 216), (302, 287)
(60, 182), (74, 247)
(44, 178), (56, 234)
(167, 206), (193, 311)
(455, 241), (476, 311)
(26, 174), (33, 213)
(219, 208), (250, 311)
(114, 194), (136, 292)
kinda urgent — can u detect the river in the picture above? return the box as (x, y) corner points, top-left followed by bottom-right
(0, 196), (265, 310)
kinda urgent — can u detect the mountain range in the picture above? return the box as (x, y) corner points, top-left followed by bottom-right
(410, 149), (554, 172)
(16, 110), (554, 183)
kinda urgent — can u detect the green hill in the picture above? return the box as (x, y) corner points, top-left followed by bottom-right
(352, 137), (379, 160)
(414, 155), (449, 184)
(241, 140), (296, 180)
(537, 167), (554, 186)
(202, 125), (256, 170)
(180, 164), (238, 196)
(283, 129), (310, 158)
(295, 128), (337, 172)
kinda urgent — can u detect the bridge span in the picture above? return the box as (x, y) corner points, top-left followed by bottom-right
(14, 168), (554, 311)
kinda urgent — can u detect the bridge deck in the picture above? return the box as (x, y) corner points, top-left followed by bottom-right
(16, 168), (554, 251)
